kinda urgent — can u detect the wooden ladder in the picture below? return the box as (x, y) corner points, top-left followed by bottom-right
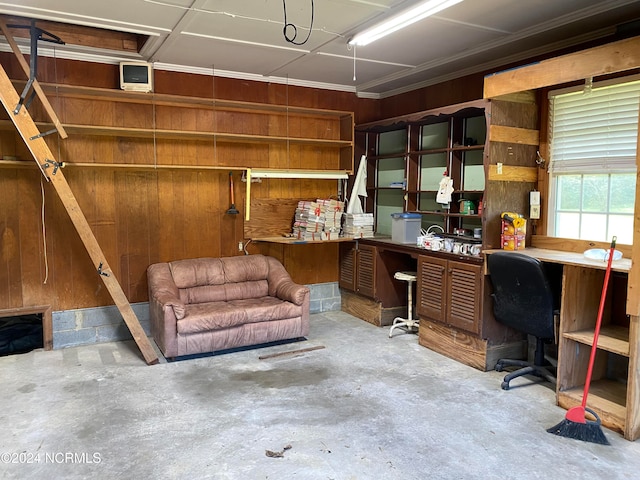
(0, 64), (159, 365)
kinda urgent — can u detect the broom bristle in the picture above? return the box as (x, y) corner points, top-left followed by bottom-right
(547, 419), (610, 445)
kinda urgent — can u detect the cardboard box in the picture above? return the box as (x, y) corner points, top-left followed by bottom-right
(391, 212), (422, 244)
(501, 234), (526, 251)
(501, 219), (526, 235)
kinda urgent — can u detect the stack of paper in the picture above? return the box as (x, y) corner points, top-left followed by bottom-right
(292, 200), (324, 241)
(342, 213), (374, 238)
(318, 199), (345, 239)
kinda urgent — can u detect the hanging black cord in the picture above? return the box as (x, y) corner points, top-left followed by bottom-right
(282, 0), (314, 45)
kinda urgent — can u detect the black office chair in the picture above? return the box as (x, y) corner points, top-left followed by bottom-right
(487, 252), (558, 390)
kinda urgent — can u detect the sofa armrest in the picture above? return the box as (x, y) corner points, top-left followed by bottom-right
(276, 281), (310, 306)
(147, 263), (186, 319)
(266, 256), (309, 306)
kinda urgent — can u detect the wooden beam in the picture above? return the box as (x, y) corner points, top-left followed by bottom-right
(487, 165), (538, 182)
(627, 103), (640, 316)
(484, 36), (640, 99)
(489, 125), (539, 146)
(0, 64), (158, 365)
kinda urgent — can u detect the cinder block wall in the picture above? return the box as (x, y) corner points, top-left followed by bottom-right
(52, 282), (342, 349)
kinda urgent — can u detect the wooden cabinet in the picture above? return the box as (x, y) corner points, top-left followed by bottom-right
(339, 242), (412, 305)
(417, 255), (482, 335)
(356, 100), (487, 239)
(339, 242), (376, 298)
(355, 97), (540, 251)
(557, 265), (640, 440)
(355, 244), (376, 299)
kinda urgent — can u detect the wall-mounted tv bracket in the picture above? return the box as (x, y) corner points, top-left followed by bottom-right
(8, 19), (64, 115)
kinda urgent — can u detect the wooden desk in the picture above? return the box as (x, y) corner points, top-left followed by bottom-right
(485, 247), (639, 440)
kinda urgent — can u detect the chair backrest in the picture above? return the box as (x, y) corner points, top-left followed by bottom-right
(487, 252), (556, 340)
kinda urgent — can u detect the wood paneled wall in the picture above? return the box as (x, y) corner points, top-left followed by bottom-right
(0, 51), (487, 313)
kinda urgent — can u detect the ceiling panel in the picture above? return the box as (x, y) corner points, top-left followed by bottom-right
(156, 35), (306, 75)
(0, 0), (639, 96)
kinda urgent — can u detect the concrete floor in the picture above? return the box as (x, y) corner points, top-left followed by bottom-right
(1, 311), (639, 480)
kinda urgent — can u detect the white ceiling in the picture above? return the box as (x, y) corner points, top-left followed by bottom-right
(1, 0), (640, 98)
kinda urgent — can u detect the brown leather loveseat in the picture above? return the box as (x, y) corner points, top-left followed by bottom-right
(147, 254), (310, 358)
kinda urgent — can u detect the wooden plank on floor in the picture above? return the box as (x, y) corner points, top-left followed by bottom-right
(0, 63), (158, 365)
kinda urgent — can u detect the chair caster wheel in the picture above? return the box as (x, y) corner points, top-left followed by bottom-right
(501, 381), (510, 391)
(495, 364), (504, 372)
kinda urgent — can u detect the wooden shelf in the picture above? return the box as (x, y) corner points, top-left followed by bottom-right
(251, 236), (355, 244)
(33, 82), (354, 119)
(558, 379), (627, 434)
(563, 325), (630, 356)
(0, 119), (352, 147)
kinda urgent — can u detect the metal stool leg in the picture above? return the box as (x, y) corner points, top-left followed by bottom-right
(389, 276), (418, 338)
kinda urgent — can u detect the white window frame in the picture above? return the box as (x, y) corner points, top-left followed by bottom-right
(547, 75), (640, 242)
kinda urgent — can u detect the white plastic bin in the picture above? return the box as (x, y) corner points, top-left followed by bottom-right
(391, 213), (422, 244)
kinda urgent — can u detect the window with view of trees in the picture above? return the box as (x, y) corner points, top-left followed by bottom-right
(548, 77), (640, 245)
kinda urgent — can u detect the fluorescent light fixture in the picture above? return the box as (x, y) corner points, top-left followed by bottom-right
(349, 0), (464, 46)
(251, 169), (349, 180)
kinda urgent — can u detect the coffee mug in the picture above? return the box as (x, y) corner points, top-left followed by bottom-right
(460, 243), (472, 255)
(453, 242), (462, 254)
(431, 238), (443, 252)
(444, 238), (454, 252)
(470, 244), (482, 256)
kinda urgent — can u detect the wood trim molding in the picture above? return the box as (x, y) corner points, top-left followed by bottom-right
(0, 305), (52, 350)
(487, 165), (538, 182)
(489, 125), (539, 145)
(531, 235), (633, 259)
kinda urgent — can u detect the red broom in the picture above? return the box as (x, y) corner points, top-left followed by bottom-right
(547, 237), (617, 445)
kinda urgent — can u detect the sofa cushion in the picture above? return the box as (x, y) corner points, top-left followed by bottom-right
(179, 279), (269, 304)
(169, 255), (270, 290)
(177, 296), (302, 334)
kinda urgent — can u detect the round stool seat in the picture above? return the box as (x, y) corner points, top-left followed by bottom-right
(394, 271), (417, 282)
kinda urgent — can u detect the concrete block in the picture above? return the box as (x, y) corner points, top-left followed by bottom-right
(52, 311), (78, 331)
(97, 323), (133, 343)
(322, 297), (342, 312)
(53, 328), (97, 349)
(310, 299), (322, 314)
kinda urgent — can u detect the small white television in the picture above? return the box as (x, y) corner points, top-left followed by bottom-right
(119, 62), (153, 93)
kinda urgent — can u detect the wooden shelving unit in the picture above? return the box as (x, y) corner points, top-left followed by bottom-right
(556, 263), (637, 439)
(7, 82), (355, 173)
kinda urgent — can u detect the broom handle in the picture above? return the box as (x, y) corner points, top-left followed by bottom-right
(582, 236), (616, 408)
(229, 172), (235, 205)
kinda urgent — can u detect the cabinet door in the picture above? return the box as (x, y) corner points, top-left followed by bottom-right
(446, 260), (482, 334)
(339, 243), (356, 291)
(356, 244), (376, 299)
(417, 255), (447, 322)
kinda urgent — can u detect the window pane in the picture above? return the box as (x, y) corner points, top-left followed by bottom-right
(555, 212), (580, 239)
(580, 213), (607, 241)
(608, 214), (634, 245)
(610, 174), (636, 213)
(556, 175), (581, 210)
(582, 175), (608, 212)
